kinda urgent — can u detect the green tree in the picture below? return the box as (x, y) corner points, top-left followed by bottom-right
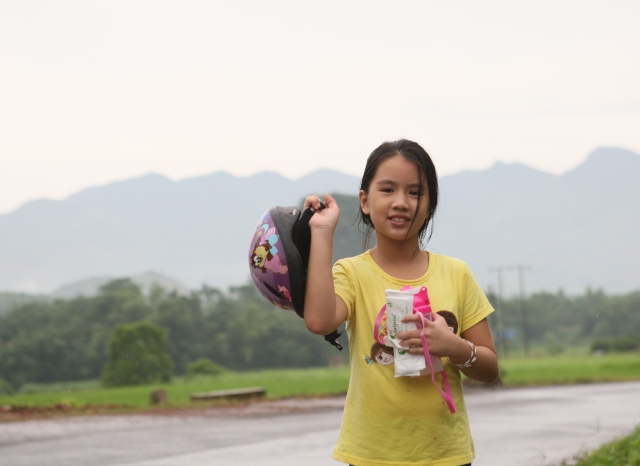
(150, 291), (205, 375)
(96, 278), (150, 326)
(201, 282), (346, 371)
(0, 302), (52, 388)
(101, 322), (172, 387)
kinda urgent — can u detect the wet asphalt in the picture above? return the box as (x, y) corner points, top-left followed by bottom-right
(0, 381), (638, 466)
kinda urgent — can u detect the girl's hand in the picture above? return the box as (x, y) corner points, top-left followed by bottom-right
(303, 193), (340, 233)
(397, 312), (461, 358)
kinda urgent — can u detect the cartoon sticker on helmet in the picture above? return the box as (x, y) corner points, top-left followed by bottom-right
(250, 224), (288, 274)
(278, 285), (291, 301)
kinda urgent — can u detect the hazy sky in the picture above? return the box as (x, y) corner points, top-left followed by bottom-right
(1, 0), (639, 214)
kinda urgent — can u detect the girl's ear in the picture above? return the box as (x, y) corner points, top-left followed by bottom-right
(359, 190), (370, 215)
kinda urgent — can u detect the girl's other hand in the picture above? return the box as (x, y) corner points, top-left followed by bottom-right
(397, 312), (459, 358)
(304, 193), (340, 233)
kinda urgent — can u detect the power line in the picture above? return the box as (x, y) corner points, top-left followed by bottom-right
(510, 265), (532, 357)
(488, 266), (508, 358)
(489, 264), (532, 358)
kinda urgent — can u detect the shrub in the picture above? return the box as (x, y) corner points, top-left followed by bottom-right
(611, 334), (639, 353)
(591, 339), (611, 353)
(186, 358), (227, 377)
(591, 335), (639, 354)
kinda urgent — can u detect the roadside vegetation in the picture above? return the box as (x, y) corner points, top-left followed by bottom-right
(2, 351), (639, 410)
(566, 425), (640, 466)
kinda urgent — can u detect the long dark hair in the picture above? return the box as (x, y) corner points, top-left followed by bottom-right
(359, 139), (439, 249)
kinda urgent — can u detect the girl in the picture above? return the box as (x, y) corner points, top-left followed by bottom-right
(303, 139), (499, 466)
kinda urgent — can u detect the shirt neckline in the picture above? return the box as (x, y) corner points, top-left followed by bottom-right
(361, 249), (434, 285)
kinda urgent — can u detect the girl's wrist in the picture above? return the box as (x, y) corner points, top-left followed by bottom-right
(310, 224), (336, 237)
(448, 339), (477, 368)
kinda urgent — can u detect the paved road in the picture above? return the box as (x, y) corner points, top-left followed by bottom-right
(1, 381), (638, 466)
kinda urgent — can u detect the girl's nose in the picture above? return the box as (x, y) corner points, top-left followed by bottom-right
(391, 193), (410, 210)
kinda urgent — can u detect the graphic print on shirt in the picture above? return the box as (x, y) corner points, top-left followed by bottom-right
(437, 310), (459, 334)
(370, 341), (394, 365)
(366, 310), (459, 366)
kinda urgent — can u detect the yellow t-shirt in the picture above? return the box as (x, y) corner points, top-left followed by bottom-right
(332, 251), (494, 466)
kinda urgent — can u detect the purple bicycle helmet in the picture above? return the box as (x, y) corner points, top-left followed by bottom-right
(248, 204), (342, 350)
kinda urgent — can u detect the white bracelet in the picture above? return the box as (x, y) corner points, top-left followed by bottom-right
(450, 339), (477, 369)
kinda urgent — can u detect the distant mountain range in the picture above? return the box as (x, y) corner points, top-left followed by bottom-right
(430, 147), (640, 295)
(0, 147), (638, 296)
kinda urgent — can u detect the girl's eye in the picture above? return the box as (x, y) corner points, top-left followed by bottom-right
(410, 190), (420, 196)
(381, 188), (393, 193)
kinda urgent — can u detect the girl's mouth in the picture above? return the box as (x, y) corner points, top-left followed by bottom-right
(389, 216), (410, 226)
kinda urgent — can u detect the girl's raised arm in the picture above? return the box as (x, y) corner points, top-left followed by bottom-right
(303, 194), (348, 335)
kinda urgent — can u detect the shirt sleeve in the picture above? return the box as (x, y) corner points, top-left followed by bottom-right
(332, 259), (356, 322)
(460, 263), (495, 332)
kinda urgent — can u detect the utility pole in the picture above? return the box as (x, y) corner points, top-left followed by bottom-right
(511, 265), (532, 357)
(488, 266), (507, 358)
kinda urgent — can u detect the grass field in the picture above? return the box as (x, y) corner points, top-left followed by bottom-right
(1, 352), (639, 410)
(0, 366), (351, 410)
(498, 352), (640, 386)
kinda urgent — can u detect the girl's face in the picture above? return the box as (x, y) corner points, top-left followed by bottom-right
(359, 154), (429, 245)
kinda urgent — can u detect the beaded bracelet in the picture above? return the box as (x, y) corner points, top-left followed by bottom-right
(450, 339), (477, 369)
